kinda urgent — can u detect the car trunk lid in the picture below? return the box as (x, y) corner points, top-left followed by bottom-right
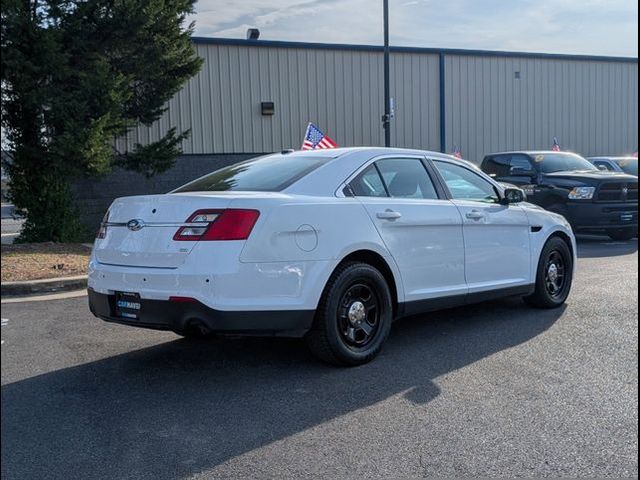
(94, 194), (233, 268)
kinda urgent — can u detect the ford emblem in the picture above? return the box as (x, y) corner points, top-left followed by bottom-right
(127, 219), (145, 231)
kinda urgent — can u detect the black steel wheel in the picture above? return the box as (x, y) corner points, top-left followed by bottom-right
(524, 236), (573, 309)
(306, 262), (393, 366)
(337, 283), (381, 349)
(544, 250), (567, 300)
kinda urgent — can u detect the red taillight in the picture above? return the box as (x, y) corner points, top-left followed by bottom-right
(173, 209), (260, 242)
(96, 210), (109, 239)
(202, 209), (260, 241)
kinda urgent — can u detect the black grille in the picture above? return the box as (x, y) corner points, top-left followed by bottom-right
(595, 182), (639, 203)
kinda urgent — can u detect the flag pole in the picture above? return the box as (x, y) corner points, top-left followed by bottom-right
(301, 122), (311, 150)
(382, 0), (391, 148)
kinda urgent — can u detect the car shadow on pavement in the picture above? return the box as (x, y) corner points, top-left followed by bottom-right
(1, 298), (563, 480)
(576, 236), (638, 258)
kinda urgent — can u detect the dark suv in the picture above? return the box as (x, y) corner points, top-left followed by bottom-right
(481, 151), (638, 241)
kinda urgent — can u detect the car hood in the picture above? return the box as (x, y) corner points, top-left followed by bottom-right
(545, 170), (637, 182)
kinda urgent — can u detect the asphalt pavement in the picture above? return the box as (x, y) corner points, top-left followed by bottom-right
(1, 205), (21, 244)
(1, 237), (638, 479)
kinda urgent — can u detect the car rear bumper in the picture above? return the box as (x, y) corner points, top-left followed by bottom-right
(88, 288), (314, 337)
(564, 202), (638, 231)
(87, 252), (332, 313)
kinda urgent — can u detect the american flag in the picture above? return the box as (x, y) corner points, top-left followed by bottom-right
(551, 137), (561, 152)
(301, 123), (338, 150)
(452, 145), (462, 159)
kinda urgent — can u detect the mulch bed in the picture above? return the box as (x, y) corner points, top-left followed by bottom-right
(1, 243), (92, 282)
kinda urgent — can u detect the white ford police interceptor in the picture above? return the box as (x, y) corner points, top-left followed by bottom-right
(89, 148), (576, 365)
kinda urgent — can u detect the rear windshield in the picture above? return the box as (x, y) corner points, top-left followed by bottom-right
(615, 158), (638, 176)
(173, 154), (327, 193)
(534, 153), (598, 173)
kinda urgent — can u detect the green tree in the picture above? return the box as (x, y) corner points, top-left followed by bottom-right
(1, 0), (203, 242)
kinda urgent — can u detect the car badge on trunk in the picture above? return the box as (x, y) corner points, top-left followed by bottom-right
(127, 219), (145, 231)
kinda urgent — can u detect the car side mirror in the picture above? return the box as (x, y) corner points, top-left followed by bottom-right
(510, 167), (536, 177)
(501, 187), (526, 205)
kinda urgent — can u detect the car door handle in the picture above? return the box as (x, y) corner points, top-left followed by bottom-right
(377, 210), (402, 220)
(465, 210), (485, 220)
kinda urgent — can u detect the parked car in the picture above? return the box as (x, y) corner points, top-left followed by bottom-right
(481, 151), (638, 241)
(587, 156), (638, 176)
(89, 148), (576, 365)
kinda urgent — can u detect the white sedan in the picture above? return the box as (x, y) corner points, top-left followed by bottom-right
(88, 148), (576, 365)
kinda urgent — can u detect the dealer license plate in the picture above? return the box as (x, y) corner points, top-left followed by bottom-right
(114, 292), (141, 319)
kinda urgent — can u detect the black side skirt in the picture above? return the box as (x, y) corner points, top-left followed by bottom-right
(399, 284), (535, 318)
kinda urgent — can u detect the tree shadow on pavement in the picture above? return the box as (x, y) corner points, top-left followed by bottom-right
(1, 298), (564, 480)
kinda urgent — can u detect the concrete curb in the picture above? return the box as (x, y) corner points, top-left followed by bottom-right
(1, 275), (88, 298)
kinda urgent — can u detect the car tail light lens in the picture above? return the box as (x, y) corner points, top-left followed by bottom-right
(203, 209), (260, 241)
(175, 211), (221, 239)
(96, 210), (109, 239)
(173, 209), (260, 241)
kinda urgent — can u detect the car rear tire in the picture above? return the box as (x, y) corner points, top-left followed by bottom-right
(607, 228), (636, 241)
(524, 236), (573, 309)
(306, 262), (393, 366)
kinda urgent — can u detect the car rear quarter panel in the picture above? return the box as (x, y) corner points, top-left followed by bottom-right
(237, 196), (405, 307)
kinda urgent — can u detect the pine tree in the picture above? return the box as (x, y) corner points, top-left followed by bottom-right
(1, 0), (203, 241)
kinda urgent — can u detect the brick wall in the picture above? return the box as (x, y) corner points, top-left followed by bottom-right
(71, 153), (258, 231)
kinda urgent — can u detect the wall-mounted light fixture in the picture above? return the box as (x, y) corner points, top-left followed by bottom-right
(261, 102), (275, 116)
(514, 71), (521, 79)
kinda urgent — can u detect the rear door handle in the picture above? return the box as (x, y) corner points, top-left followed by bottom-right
(377, 210), (402, 220)
(465, 210), (485, 220)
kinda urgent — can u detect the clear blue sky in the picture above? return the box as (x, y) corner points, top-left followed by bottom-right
(190, 0), (638, 57)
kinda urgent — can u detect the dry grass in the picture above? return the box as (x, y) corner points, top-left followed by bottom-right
(1, 243), (92, 282)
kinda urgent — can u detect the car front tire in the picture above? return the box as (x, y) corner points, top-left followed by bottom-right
(306, 262), (393, 366)
(524, 236), (574, 309)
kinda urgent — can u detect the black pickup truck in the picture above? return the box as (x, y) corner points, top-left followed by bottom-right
(481, 151), (638, 241)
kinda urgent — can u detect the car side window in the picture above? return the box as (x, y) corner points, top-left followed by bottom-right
(348, 164), (388, 197)
(375, 158), (439, 200)
(483, 155), (511, 177)
(594, 161), (613, 171)
(434, 161), (500, 203)
(510, 155), (534, 172)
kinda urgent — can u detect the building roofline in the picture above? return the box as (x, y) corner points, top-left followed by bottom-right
(192, 37), (638, 64)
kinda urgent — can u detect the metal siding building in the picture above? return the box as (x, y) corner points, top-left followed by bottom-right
(444, 55), (638, 161)
(116, 38), (638, 163)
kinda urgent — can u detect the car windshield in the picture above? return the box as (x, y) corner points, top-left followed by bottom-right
(535, 153), (598, 173)
(173, 154), (328, 192)
(614, 158), (638, 176)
